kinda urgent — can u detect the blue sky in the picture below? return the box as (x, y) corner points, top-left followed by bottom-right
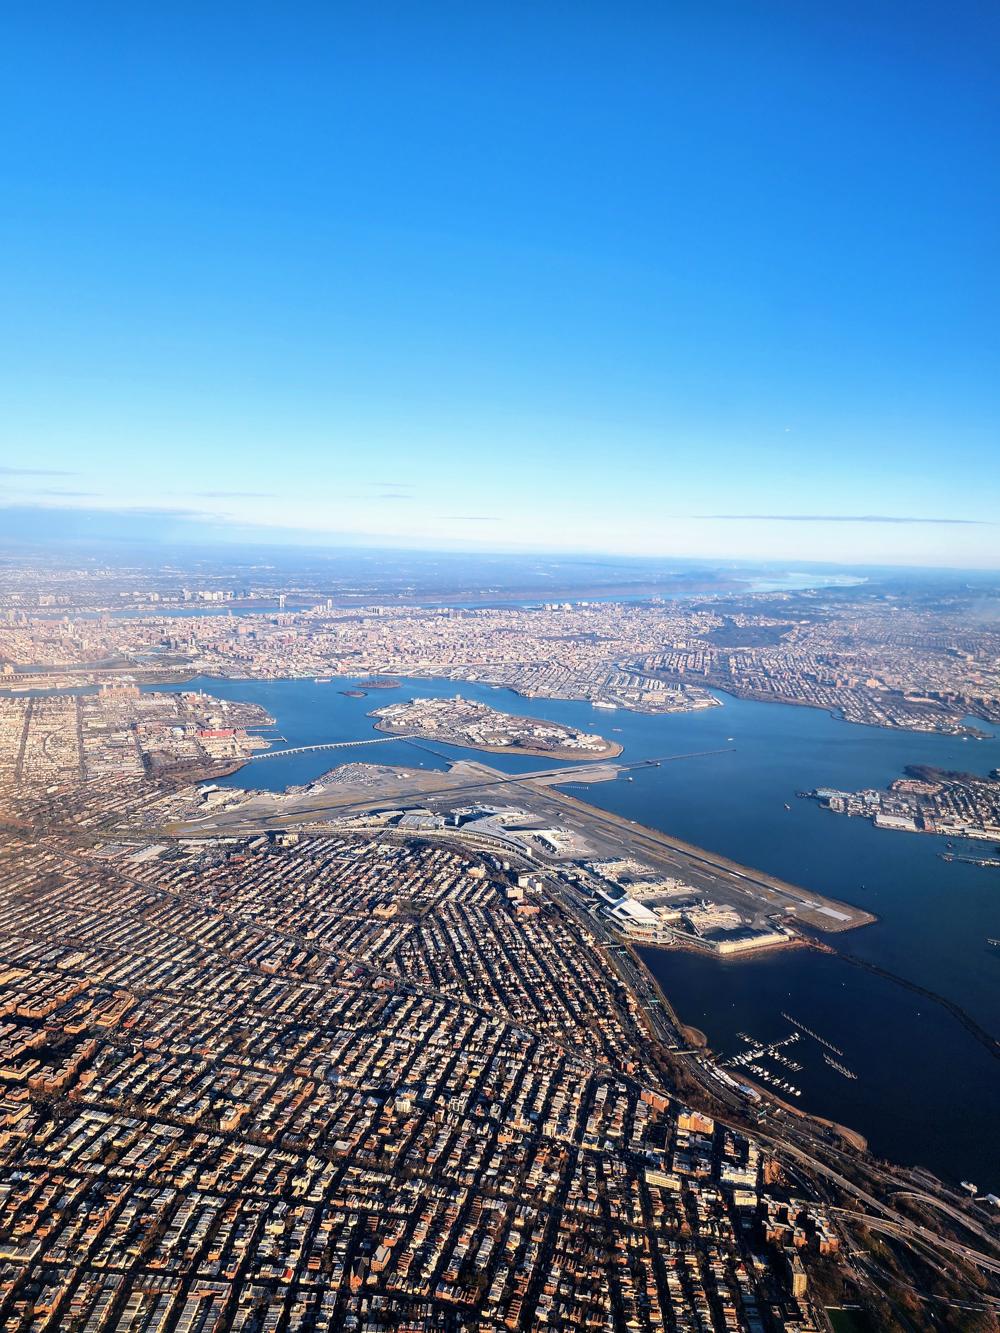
(2, 2), (998, 565)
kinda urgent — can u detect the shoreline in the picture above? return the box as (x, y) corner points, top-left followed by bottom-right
(647, 673), (987, 739)
(731, 1071), (869, 1152)
(808, 799), (1000, 845)
(640, 931), (812, 960)
(618, 939), (868, 1152)
(4, 663), (992, 742)
(370, 720), (623, 763)
(542, 783), (876, 933)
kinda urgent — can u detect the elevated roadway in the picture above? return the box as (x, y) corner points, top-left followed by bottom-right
(250, 734), (418, 759)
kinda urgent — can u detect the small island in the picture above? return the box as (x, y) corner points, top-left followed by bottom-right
(369, 694), (623, 759)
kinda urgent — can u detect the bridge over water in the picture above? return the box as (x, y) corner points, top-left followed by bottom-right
(250, 734), (419, 760)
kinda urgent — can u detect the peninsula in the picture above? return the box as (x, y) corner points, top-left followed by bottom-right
(803, 765), (1000, 842)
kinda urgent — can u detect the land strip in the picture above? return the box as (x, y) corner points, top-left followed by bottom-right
(168, 753), (874, 935)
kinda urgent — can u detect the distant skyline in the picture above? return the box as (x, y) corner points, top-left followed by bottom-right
(2, 3), (998, 567)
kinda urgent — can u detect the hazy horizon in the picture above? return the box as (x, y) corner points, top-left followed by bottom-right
(3, 500), (1000, 578)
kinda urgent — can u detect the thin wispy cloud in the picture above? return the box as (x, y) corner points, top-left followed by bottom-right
(173, 484), (415, 503)
(35, 489), (100, 497)
(703, 514), (989, 526)
(188, 491), (276, 499)
(438, 515), (501, 522)
(78, 504), (218, 521)
(0, 466), (78, 477)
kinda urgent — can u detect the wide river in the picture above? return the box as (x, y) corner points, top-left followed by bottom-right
(155, 675), (1000, 1188)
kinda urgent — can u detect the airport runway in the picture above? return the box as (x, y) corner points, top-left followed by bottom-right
(170, 748), (870, 933)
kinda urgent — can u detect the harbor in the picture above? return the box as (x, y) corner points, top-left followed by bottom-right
(722, 1029), (805, 1098)
(720, 1022), (859, 1094)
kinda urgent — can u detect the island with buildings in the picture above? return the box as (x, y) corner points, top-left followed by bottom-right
(369, 693), (623, 759)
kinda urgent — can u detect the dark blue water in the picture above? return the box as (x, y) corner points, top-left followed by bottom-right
(152, 676), (1000, 1187)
